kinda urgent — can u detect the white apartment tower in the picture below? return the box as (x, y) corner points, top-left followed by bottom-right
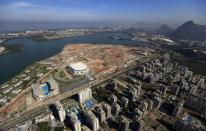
(56, 101), (66, 122)
(78, 88), (92, 103)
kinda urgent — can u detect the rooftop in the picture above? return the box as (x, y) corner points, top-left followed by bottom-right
(32, 83), (44, 96)
(182, 114), (201, 127)
(69, 62), (88, 71)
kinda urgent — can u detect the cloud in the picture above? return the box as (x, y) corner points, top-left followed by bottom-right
(98, 4), (109, 8)
(0, 1), (100, 21)
(10, 2), (35, 8)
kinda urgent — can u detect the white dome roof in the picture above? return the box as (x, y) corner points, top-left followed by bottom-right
(69, 62), (88, 71)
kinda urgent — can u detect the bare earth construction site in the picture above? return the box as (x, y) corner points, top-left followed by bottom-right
(58, 44), (153, 76)
(0, 43), (155, 119)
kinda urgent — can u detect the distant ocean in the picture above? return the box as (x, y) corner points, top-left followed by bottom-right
(0, 21), (117, 33)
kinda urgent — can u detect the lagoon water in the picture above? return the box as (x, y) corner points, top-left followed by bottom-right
(0, 32), (151, 84)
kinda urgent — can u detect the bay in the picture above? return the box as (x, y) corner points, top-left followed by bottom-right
(0, 32), (151, 84)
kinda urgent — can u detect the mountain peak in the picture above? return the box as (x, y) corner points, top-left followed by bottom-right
(169, 20), (206, 41)
(154, 24), (172, 34)
(182, 20), (195, 26)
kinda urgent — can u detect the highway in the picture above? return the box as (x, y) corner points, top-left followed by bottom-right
(0, 54), (160, 130)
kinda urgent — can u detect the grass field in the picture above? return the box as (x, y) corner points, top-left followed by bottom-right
(37, 122), (52, 131)
(171, 53), (206, 76)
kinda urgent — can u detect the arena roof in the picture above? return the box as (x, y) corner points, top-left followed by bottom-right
(69, 62), (88, 71)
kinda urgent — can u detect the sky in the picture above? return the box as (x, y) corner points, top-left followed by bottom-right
(0, 0), (206, 25)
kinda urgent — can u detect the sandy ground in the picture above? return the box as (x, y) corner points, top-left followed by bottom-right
(0, 43), (153, 118)
(57, 44), (152, 76)
(0, 94), (26, 118)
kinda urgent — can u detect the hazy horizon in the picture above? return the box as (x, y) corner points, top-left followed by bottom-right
(0, 0), (206, 32)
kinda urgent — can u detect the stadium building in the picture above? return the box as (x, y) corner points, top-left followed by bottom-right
(68, 62), (89, 75)
(32, 78), (59, 101)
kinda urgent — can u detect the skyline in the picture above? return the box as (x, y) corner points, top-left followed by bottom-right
(0, 0), (206, 26)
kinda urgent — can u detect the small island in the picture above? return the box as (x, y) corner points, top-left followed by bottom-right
(0, 46), (5, 53)
(0, 44), (23, 55)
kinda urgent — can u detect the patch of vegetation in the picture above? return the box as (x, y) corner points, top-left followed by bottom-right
(29, 35), (48, 42)
(163, 45), (206, 76)
(53, 127), (64, 131)
(36, 122), (52, 131)
(57, 76), (87, 92)
(142, 82), (154, 92)
(174, 48), (206, 61)
(59, 71), (67, 78)
(171, 54), (206, 76)
(93, 87), (108, 102)
(0, 102), (4, 108)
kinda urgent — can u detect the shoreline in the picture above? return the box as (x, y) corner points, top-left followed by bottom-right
(0, 43), (154, 117)
(0, 32), (154, 84)
(0, 40), (152, 84)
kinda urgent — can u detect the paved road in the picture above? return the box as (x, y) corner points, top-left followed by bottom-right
(0, 54), (160, 130)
